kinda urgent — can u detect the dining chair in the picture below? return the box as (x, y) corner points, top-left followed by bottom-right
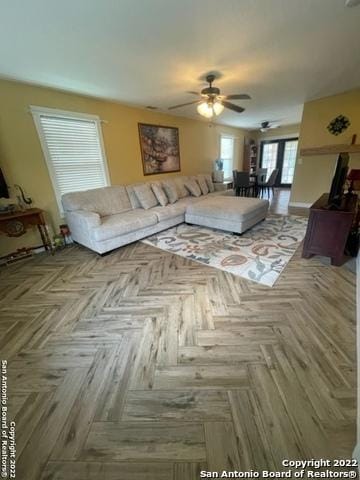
(233, 171), (253, 197)
(256, 168), (268, 197)
(232, 170), (238, 184)
(262, 168), (279, 197)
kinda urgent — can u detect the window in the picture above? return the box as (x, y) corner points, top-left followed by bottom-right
(31, 106), (110, 213)
(261, 143), (278, 180)
(220, 135), (235, 180)
(281, 140), (298, 184)
(260, 137), (298, 185)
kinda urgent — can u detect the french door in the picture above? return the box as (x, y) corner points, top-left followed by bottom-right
(260, 138), (298, 187)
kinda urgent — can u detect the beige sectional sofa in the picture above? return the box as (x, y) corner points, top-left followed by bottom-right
(62, 174), (233, 254)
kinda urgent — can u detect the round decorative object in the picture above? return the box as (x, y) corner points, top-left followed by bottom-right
(6, 220), (25, 237)
(327, 115), (350, 136)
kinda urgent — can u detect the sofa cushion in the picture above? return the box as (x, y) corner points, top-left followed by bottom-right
(62, 186), (132, 216)
(92, 210), (158, 242)
(186, 196), (269, 222)
(185, 179), (202, 197)
(151, 204), (186, 222)
(208, 189), (234, 197)
(173, 176), (189, 198)
(197, 175), (209, 195)
(133, 183), (158, 210)
(151, 182), (168, 206)
(203, 174), (215, 193)
(176, 197), (199, 207)
(126, 184), (142, 209)
(162, 181), (179, 204)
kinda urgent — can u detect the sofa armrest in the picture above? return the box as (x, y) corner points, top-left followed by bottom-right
(66, 210), (101, 229)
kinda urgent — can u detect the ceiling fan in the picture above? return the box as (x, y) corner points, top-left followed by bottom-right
(168, 74), (251, 119)
(259, 121), (280, 132)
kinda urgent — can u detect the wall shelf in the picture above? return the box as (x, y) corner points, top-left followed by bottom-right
(300, 144), (360, 156)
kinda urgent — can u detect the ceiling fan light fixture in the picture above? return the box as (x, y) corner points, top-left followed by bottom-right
(168, 75), (249, 116)
(197, 100), (224, 118)
(197, 101), (214, 118)
(213, 101), (224, 116)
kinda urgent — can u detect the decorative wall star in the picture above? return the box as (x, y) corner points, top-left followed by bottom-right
(327, 115), (351, 136)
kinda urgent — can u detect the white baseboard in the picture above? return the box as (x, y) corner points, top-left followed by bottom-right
(288, 202), (312, 209)
(33, 246), (46, 254)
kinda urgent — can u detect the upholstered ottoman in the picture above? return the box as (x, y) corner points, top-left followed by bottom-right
(185, 196), (269, 234)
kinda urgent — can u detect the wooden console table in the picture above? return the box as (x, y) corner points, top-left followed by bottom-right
(302, 193), (357, 266)
(0, 208), (52, 252)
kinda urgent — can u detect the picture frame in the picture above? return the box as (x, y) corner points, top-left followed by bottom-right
(138, 123), (181, 175)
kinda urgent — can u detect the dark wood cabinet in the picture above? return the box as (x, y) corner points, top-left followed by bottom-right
(0, 208), (53, 252)
(302, 193), (357, 266)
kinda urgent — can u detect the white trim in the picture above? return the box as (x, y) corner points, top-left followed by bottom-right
(353, 443), (360, 465)
(32, 112), (64, 212)
(30, 105), (100, 122)
(258, 132), (299, 141)
(31, 106), (110, 215)
(219, 131), (236, 138)
(219, 134), (235, 178)
(288, 201), (312, 208)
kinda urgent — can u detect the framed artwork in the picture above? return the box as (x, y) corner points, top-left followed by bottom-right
(138, 123), (181, 175)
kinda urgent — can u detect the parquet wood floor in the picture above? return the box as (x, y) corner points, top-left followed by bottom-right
(0, 193), (356, 479)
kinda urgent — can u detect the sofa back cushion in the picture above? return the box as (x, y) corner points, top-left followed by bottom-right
(203, 173), (215, 193)
(197, 175), (209, 195)
(62, 186), (132, 216)
(173, 176), (189, 198)
(185, 179), (202, 197)
(162, 180), (179, 204)
(151, 182), (168, 206)
(133, 183), (158, 210)
(126, 184), (142, 209)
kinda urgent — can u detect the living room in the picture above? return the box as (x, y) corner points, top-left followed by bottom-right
(0, 1), (359, 479)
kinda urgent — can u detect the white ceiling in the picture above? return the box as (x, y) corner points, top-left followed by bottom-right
(0, 0), (360, 129)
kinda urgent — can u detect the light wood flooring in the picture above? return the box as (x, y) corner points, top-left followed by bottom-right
(0, 190), (356, 479)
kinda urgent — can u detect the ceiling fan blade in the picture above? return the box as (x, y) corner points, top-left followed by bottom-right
(186, 91), (201, 96)
(168, 100), (201, 110)
(222, 101), (245, 113)
(223, 94), (251, 100)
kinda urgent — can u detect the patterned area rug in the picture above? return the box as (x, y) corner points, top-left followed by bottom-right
(142, 215), (308, 287)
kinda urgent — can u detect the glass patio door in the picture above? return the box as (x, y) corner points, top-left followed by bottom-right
(260, 138), (298, 187)
(261, 143), (278, 180)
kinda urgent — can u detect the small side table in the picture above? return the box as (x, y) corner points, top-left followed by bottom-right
(0, 208), (53, 253)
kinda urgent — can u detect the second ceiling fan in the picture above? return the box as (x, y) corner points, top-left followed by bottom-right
(168, 74), (251, 119)
(259, 121), (280, 132)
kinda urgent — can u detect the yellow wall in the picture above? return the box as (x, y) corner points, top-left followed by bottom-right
(0, 78), (248, 256)
(291, 89), (360, 205)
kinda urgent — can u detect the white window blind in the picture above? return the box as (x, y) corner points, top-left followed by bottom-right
(31, 106), (109, 213)
(220, 135), (235, 180)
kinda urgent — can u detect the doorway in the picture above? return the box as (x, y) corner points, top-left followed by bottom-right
(260, 138), (298, 187)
